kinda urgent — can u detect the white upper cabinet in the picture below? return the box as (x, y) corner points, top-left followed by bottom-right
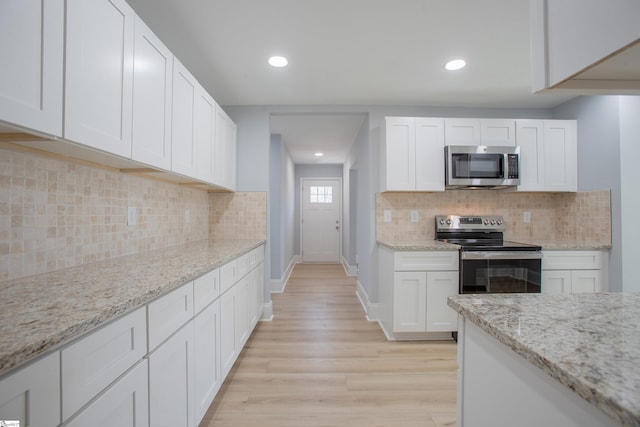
(381, 117), (445, 192)
(131, 16), (173, 170)
(0, 0), (64, 137)
(516, 119), (577, 192)
(530, 0), (640, 94)
(194, 88), (216, 183)
(65, 0), (135, 157)
(171, 58), (198, 177)
(445, 118), (515, 146)
(215, 104), (237, 190)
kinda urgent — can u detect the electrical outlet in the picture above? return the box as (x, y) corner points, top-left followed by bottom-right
(383, 210), (392, 222)
(523, 211), (531, 223)
(127, 206), (137, 226)
(185, 209), (190, 224)
(410, 210), (419, 223)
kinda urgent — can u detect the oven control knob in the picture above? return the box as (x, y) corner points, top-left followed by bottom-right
(490, 219), (496, 225)
(484, 219), (489, 225)
(446, 219), (452, 225)
(497, 219), (503, 225)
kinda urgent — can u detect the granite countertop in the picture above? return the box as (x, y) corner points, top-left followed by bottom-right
(0, 238), (264, 377)
(377, 239), (460, 251)
(448, 293), (640, 426)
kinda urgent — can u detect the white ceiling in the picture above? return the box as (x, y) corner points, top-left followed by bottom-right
(127, 0), (576, 164)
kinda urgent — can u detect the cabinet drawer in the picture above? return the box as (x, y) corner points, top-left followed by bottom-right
(61, 307), (146, 420)
(394, 251), (458, 271)
(220, 259), (237, 294)
(542, 251), (602, 270)
(194, 268), (220, 314)
(148, 282), (194, 351)
(236, 252), (251, 279)
(250, 245), (264, 269)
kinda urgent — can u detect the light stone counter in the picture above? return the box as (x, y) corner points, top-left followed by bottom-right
(448, 293), (640, 426)
(377, 239), (459, 251)
(0, 239), (264, 377)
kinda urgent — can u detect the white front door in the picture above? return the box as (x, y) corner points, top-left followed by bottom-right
(301, 179), (341, 262)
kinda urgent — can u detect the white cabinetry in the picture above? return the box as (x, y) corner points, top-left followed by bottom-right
(131, 16), (173, 170)
(542, 250), (606, 294)
(171, 58), (198, 177)
(61, 307), (147, 420)
(0, 352), (60, 427)
(516, 120), (577, 192)
(445, 119), (515, 146)
(379, 247), (459, 339)
(65, 360), (148, 427)
(220, 284), (238, 378)
(0, 0), (64, 137)
(215, 104), (237, 190)
(530, 0), (640, 93)
(147, 281), (194, 351)
(194, 88), (216, 183)
(381, 117), (445, 192)
(64, 0), (135, 157)
(149, 321), (195, 427)
(194, 299), (222, 423)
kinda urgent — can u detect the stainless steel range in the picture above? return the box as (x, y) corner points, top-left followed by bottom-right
(436, 215), (542, 294)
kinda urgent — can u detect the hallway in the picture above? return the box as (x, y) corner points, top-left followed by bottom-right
(200, 264), (457, 426)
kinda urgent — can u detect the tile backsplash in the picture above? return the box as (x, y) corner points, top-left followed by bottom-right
(209, 192), (267, 240)
(0, 147), (266, 282)
(376, 189), (611, 245)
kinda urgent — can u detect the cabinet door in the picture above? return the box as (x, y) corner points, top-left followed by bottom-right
(149, 321), (195, 427)
(543, 120), (577, 192)
(0, 0), (63, 136)
(225, 117), (237, 190)
(542, 270), (572, 294)
(515, 120), (544, 191)
(194, 268), (220, 315)
(570, 270), (603, 293)
(61, 307), (147, 420)
(393, 272), (427, 333)
(382, 117), (415, 191)
(214, 104), (227, 187)
(415, 118), (445, 191)
(426, 271), (459, 332)
(66, 360), (148, 427)
(171, 58), (198, 176)
(220, 286), (237, 378)
(0, 352), (60, 427)
(480, 119), (516, 146)
(235, 275), (250, 349)
(131, 16), (172, 170)
(445, 119), (481, 146)
(194, 300), (221, 424)
(65, 0), (134, 157)
(194, 88), (216, 183)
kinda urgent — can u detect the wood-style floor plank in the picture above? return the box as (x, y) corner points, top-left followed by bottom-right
(199, 263), (457, 427)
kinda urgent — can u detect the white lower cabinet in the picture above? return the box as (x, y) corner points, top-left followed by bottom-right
(542, 250), (607, 294)
(0, 352), (60, 427)
(194, 300), (222, 424)
(64, 360), (148, 427)
(220, 284), (238, 378)
(149, 320), (195, 427)
(379, 246), (459, 339)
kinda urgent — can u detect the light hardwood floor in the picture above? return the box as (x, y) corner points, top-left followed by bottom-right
(200, 264), (457, 427)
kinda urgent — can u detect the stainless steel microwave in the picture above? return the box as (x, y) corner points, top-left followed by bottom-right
(445, 145), (520, 189)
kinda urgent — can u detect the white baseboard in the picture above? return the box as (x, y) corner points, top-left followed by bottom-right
(260, 301), (274, 321)
(341, 255), (357, 277)
(270, 255), (299, 293)
(355, 280), (380, 322)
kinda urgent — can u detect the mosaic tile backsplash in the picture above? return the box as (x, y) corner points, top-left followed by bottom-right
(377, 189), (611, 245)
(1, 148), (268, 282)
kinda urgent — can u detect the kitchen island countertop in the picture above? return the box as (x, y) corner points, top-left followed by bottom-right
(448, 293), (640, 426)
(0, 238), (264, 377)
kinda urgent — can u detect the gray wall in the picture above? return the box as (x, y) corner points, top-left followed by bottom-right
(553, 96), (623, 291)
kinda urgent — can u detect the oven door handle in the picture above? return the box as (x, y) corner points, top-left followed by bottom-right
(461, 251), (543, 260)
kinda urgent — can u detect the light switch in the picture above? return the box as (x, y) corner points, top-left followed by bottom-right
(523, 211), (531, 223)
(185, 209), (190, 224)
(410, 210), (419, 223)
(383, 210), (392, 222)
(127, 206), (137, 226)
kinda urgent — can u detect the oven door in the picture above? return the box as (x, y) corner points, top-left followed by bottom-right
(459, 251), (542, 294)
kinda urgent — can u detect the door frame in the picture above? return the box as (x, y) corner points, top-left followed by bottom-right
(300, 177), (343, 263)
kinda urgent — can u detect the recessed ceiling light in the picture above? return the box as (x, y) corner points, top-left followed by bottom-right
(268, 56), (288, 68)
(314, 152), (324, 157)
(445, 59), (466, 71)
